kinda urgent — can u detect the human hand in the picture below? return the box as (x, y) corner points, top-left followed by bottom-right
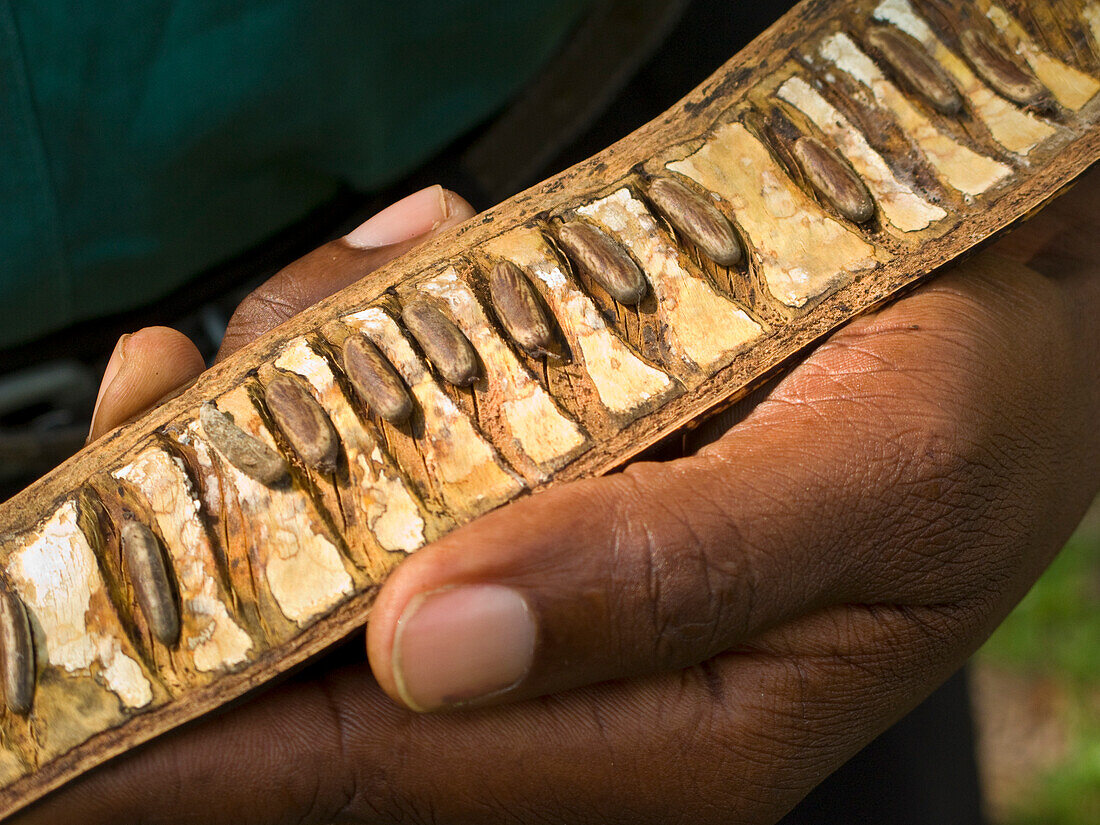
(24, 174), (1100, 824)
(85, 184), (478, 441)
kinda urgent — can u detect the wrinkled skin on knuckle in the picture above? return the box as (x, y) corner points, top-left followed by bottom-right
(217, 241), (380, 360)
(219, 277), (309, 358)
(602, 466), (766, 671)
(747, 258), (1090, 623)
(704, 602), (987, 817)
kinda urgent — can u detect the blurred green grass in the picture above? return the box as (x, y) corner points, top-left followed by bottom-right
(976, 507), (1100, 825)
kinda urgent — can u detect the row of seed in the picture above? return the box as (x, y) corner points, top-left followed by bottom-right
(0, 150), (923, 720)
(0, 182), (725, 718)
(0, 13), (1054, 718)
(190, 17), (1062, 657)
(866, 20), (1048, 112)
(334, 179), (749, 425)
(0, 518), (181, 717)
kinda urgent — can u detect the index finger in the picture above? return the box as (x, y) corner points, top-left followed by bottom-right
(216, 186), (475, 360)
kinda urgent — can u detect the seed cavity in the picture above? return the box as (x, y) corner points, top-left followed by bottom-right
(264, 373), (340, 474)
(401, 299), (480, 387)
(556, 221), (648, 305)
(792, 136), (876, 223)
(865, 25), (963, 115)
(0, 579), (34, 716)
(959, 28), (1045, 107)
(199, 402), (288, 485)
(489, 261), (557, 357)
(646, 176), (743, 267)
(342, 334), (414, 423)
(121, 521), (181, 647)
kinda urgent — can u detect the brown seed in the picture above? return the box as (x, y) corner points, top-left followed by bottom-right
(343, 334), (414, 423)
(121, 521), (180, 647)
(792, 136), (876, 223)
(959, 28), (1045, 107)
(401, 299), (479, 387)
(646, 176), (743, 266)
(556, 221), (648, 305)
(865, 25), (963, 115)
(489, 261), (556, 357)
(264, 374), (340, 474)
(199, 402), (288, 485)
(0, 580), (34, 716)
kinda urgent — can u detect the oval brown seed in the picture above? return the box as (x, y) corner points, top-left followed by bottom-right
(342, 334), (414, 423)
(646, 176), (743, 266)
(556, 221), (648, 305)
(792, 136), (876, 223)
(489, 261), (556, 356)
(121, 521), (180, 647)
(402, 299), (480, 387)
(0, 580), (34, 716)
(865, 25), (963, 115)
(199, 402), (288, 485)
(960, 28), (1045, 107)
(265, 374), (340, 474)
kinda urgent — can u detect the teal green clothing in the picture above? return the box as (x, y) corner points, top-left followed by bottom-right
(0, 1), (591, 347)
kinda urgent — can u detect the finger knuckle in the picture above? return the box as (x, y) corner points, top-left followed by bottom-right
(607, 469), (758, 667)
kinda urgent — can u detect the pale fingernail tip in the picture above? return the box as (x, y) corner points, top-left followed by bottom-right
(438, 186), (453, 222)
(88, 333), (132, 442)
(392, 585), (536, 712)
(344, 185), (448, 250)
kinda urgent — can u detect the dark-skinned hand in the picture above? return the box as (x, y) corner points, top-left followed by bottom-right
(25, 173), (1100, 825)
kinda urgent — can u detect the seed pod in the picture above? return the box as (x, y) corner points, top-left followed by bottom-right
(401, 299), (480, 387)
(342, 334), (414, 423)
(121, 521), (180, 647)
(959, 28), (1045, 107)
(0, 580), (34, 716)
(556, 221), (648, 305)
(865, 25), (963, 115)
(199, 402), (288, 485)
(489, 261), (556, 357)
(792, 136), (875, 223)
(646, 177), (743, 266)
(264, 374), (339, 474)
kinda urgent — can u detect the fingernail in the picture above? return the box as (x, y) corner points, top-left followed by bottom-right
(392, 585), (536, 712)
(88, 334), (130, 442)
(345, 185), (451, 249)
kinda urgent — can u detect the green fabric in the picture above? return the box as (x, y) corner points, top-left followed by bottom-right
(0, 0), (592, 347)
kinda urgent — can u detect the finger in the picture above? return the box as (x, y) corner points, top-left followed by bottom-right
(11, 602), (985, 825)
(216, 186), (476, 360)
(87, 327), (205, 442)
(365, 250), (1100, 713)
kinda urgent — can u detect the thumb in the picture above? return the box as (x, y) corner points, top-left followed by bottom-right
(364, 254), (1084, 713)
(217, 186), (476, 360)
(88, 326), (206, 441)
